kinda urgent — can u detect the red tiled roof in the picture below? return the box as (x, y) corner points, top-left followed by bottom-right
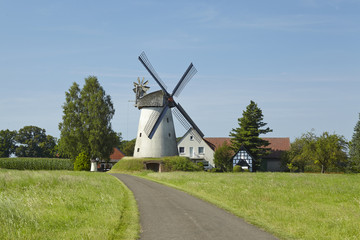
(203, 138), (231, 151)
(261, 138), (291, 151)
(204, 137), (290, 159)
(110, 147), (125, 161)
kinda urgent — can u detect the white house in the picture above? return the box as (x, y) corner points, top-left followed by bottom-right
(177, 129), (216, 169)
(177, 129), (290, 171)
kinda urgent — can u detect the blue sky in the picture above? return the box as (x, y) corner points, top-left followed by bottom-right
(1, 0), (359, 142)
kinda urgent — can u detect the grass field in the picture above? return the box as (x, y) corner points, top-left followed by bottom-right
(134, 171), (360, 240)
(0, 170), (139, 240)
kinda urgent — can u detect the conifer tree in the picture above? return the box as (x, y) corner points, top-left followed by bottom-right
(349, 114), (360, 172)
(229, 100), (272, 171)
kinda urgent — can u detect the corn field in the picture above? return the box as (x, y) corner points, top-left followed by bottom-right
(0, 158), (73, 170)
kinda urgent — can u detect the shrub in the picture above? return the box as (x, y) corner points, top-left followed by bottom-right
(197, 161), (204, 169)
(0, 158), (73, 170)
(74, 152), (90, 171)
(233, 165), (242, 172)
(163, 156), (202, 172)
(214, 142), (233, 172)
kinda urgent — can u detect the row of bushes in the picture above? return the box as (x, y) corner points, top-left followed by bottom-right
(0, 158), (73, 170)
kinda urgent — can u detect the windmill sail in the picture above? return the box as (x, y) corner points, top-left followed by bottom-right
(138, 52), (168, 93)
(174, 102), (204, 138)
(171, 63), (197, 98)
(138, 51), (204, 141)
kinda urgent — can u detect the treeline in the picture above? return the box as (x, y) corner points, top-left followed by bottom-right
(0, 126), (58, 158)
(282, 114), (360, 173)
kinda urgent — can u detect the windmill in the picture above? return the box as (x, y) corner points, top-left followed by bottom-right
(133, 52), (204, 158)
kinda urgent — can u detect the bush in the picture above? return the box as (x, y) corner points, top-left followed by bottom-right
(214, 142), (233, 172)
(74, 152), (90, 171)
(163, 156), (202, 172)
(197, 161), (204, 169)
(233, 165), (242, 172)
(0, 158), (73, 170)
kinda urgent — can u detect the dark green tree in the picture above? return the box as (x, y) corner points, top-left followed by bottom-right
(213, 142), (233, 172)
(121, 139), (136, 156)
(349, 114), (360, 172)
(59, 76), (118, 162)
(0, 129), (17, 157)
(58, 82), (82, 159)
(229, 100), (273, 171)
(15, 126), (56, 157)
(39, 135), (58, 158)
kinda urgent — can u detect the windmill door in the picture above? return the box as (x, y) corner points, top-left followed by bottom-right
(189, 147), (194, 158)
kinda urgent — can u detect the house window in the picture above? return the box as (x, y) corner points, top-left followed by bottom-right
(179, 147), (185, 154)
(190, 136), (194, 141)
(198, 147), (204, 155)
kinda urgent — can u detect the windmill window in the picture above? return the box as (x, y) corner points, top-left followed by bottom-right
(167, 118), (169, 123)
(169, 133), (171, 137)
(137, 148), (140, 152)
(139, 133), (142, 137)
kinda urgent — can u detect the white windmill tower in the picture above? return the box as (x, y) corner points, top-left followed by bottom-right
(133, 52), (204, 158)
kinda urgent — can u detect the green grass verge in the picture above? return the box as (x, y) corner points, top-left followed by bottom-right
(0, 169), (139, 240)
(0, 158), (73, 170)
(133, 171), (360, 240)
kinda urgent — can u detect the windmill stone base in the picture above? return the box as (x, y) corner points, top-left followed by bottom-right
(133, 107), (178, 158)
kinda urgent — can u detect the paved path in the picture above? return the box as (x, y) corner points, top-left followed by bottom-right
(111, 174), (277, 240)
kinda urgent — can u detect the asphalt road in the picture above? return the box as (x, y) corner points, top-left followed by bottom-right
(111, 173), (277, 240)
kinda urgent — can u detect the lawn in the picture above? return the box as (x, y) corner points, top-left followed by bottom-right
(134, 171), (360, 240)
(0, 169), (139, 240)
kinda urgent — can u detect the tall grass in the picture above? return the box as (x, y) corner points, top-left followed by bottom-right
(0, 158), (73, 170)
(135, 171), (360, 240)
(0, 170), (139, 240)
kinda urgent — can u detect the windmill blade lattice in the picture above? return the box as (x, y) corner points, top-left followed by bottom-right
(172, 63), (197, 98)
(143, 110), (161, 137)
(173, 102), (204, 138)
(147, 105), (169, 139)
(138, 52), (168, 93)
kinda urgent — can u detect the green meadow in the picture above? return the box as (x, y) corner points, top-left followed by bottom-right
(134, 171), (360, 240)
(2, 166), (360, 240)
(0, 170), (139, 240)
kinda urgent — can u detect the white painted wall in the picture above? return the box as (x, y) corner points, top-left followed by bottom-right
(177, 130), (215, 168)
(134, 107), (178, 158)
